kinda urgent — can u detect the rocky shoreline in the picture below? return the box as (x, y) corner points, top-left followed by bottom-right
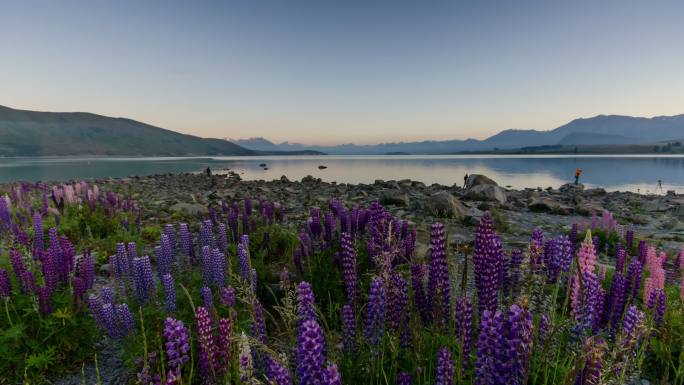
(88, 171), (684, 253)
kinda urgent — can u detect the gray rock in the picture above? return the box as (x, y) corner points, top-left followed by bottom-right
(465, 184), (507, 204)
(170, 202), (208, 215)
(465, 174), (498, 189)
(528, 197), (561, 212)
(427, 191), (470, 218)
(380, 190), (409, 206)
(559, 183), (584, 193)
(99, 263), (112, 276)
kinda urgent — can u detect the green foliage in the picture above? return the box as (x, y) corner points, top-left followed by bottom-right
(0, 287), (100, 384)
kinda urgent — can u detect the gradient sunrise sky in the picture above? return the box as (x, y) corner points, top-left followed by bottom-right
(2, 0), (683, 145)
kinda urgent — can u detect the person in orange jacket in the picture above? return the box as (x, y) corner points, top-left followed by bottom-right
(574, 168), (582, 185)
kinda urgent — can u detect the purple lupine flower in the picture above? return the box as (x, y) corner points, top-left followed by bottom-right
(101, 303), (119, 337)
(199, 220), (215, 250)
(21, 271), (36, 294)
(410, 260), (430, 322)
(475, 309), (505, 385)
(72, 276), (85, 305)
(455, 297), (473, 370)
(116, 303), (135, 335)
(502, 304), (533, 385)
(115, 242), (130, 278)
(211, 248), (227, 288)
(80, 250), (95, 289)
(435, 347), (454, 385)
(59, 236), (75, 281)
(622, 305), (645, 339)
(132, 256), (155, 303)
(625, 228), (634, 251)
(388, 273), (412, 348)
(196, 306), (218, 378)
(606, 272), (627, 331)
(164, 317), (190, 375)
(101, 286), (115, 304)
(592, 235), (600, 256)
(473, 213), (503, 315)
(296, 319), (326, 385)
(615, 247), (627, 274)
(342, 303), (356, 353)
(0, 268), (11, 298)
(340, 232), (358, 304)
(157, 234), (173, 278)
(88, 294), (105, 328)
(37, 286), (52, 315)
(626, 259), (643, 300)
(655, 289), (666, 326)
(41, 248), (58, 293)
(530, 228), (545, 268)
(505, 248), (524, 296)
(217, 317), (233, 374)
(309, 207), (322, 239)
(575, 271), (599, 332)
(200, 246), (213, 287)
(200, 286), (213, 309)
(637, 240), (647, 264)
(217, 223), (228, 255)
(551, 235), (573, 282)
(244, 198), (253, 217)
(238, 235), (252, 285)
(364, 277), (386, 347)
(397, 372), (412, 385)
(0, 195), (11, 231)
(219, 286), (236, 308)
(32, 212), (44, 255)
(427, 222), (451, 328)
(228, 209), (239, 242)
(162, 274), (176, 313)
(9, 249), (27, 284)
(265, 355), (292, 385)
(297, 281), (317, 326)
(574, 337), (606, 385)
(163, 224), (176, 256)
(250, 300), (267, 343)
(323, 364), (342, 385)
(179, 223), (191, 259)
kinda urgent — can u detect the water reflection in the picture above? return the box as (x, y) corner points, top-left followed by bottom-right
(1, 155), (683, 194)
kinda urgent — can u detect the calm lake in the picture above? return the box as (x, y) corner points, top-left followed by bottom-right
(1, 155), (683, 194)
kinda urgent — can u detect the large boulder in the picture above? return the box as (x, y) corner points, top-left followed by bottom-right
(428, 191), (470, 218)
(559, 183), (584, 194)
(465, 174), (498, 189)
(465, 184), (507, 204)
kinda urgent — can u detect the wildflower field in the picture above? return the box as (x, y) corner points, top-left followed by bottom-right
(0, 181), (683, 384)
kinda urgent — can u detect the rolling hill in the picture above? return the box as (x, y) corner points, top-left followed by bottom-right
(0, 105), (252, 156)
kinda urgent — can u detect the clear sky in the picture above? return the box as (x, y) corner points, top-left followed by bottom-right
(2, 0), (683, 145)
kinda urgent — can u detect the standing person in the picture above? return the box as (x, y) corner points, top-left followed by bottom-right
(657, 179), (663, 193)
(574, 168), (582, 185)
(463, 173), (469, 188)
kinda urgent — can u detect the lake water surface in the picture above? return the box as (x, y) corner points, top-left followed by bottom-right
(1, 155), (683, 194)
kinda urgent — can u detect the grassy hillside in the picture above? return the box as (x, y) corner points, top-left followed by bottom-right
(0, 105), (253, 156)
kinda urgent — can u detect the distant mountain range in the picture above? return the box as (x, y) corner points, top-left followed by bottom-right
(234, 114), (684, 155)
(0, 105), (321, 157)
